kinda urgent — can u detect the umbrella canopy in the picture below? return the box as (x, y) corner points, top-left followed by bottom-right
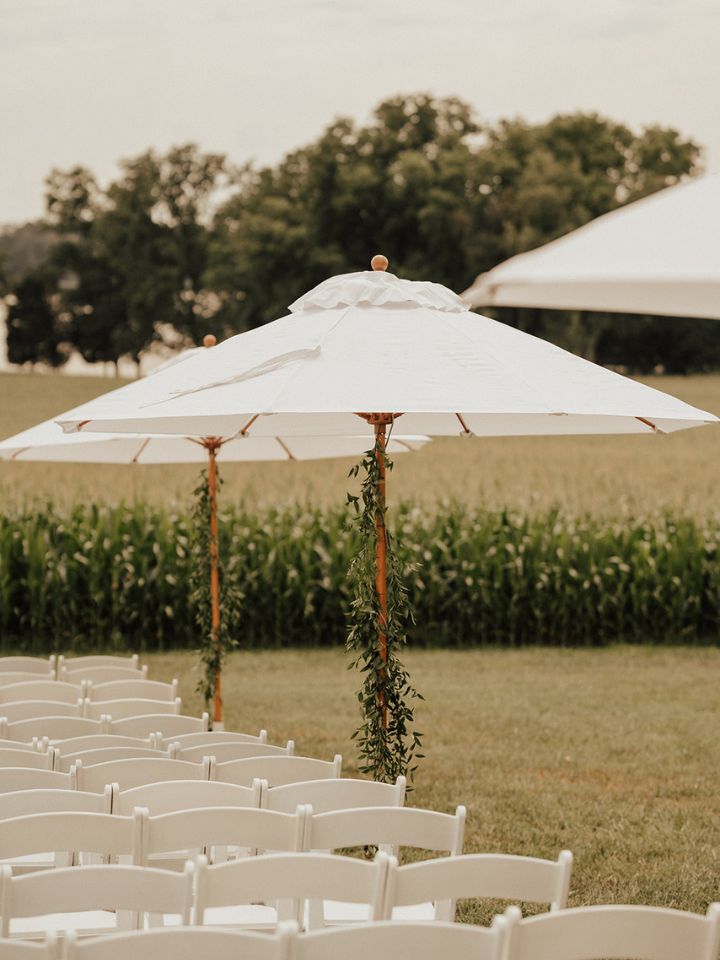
(0, 419), (428, 462)
(462, 174), (720, 320)
(57, 262), (716, 438)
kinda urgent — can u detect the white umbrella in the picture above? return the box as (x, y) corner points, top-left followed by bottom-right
(55, 256), (717, 749)
(462, 174), (720, 320)
(0, 421), (427, 464)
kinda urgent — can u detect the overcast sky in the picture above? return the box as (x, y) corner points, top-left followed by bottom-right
(1, 0), (718, 224)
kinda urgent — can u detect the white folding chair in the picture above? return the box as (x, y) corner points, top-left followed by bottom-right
(303, 805), (465, 925)
(0, 748), (54, 770)
(0, 682), (83, 705)
(83, 699), (181, 721)
(64, 925), (291, 960)
(264, 776), (406, 813)
(113, 779), (261, 816)
(174, 741), (293, 764)
(2, 717), (105, 743)
(86, 680), (178, 703)
(0, 673), (55, 688)
(292, 919), (508, 960)
(0, 787), (113, 820)
(0, 740), (46, 754)
(0, 658), (56, 677)
(57, 655), (140, 672)
(55, 746), (170, 774)
(159, 730), (268, 750)
(108, 713), (209, 739)
(53, 735), (155, 754)
(72, 756), (211, 793)
(142, 806), (308, 867)
(0, 934), (57, 958)
(195, 851), (389, 930)
(0, 809), (144, 868)
(383, 850), (573, 922)
(60, 666), (148, 685)
(503, 902), (720, 960)
(305, 805), (466, 856)
(0, 862), (193, 937)
(214, 755), (342, 788)
(0, 769), (71, 794)
(0, 701), (83, 723)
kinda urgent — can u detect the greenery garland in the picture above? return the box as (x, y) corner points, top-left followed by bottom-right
(346, 438), (424, 784)
(189, 465), (242, 711)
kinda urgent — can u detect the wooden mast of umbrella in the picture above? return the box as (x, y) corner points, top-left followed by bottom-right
(357, 254), (395, 729)
(199, 333), (227, 729)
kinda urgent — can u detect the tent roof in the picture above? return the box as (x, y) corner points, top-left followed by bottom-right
(462, 174), (720, 320)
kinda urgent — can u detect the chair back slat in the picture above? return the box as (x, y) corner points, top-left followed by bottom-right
(504, 903), (720, 960)
(113, 778), (260, 816)
(73, 756), (211, 793)
(265, 777), (405, 813)
(215, 755), (341, 788)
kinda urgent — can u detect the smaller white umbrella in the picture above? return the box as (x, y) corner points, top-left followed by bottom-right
(2, 374), (428, 729)
(463, 174), (720, 320)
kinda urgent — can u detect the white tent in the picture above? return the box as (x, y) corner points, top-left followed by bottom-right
(462, 174), (720, 320)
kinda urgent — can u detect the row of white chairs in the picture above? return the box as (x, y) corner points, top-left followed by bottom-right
(0, 680), (178, 704)
(0, 847), (574, 937)
(0, 657), (148, 686)
(0, 699), (183, 724)
(8, 903), (720, 960)
(0, 774), (406, 820)
(0, 802), (464, 866)
(0, 713), (210, 743)
(0, 729), (268, 754)
(0, 753), (342, 792)
(0, 739), (295, 772)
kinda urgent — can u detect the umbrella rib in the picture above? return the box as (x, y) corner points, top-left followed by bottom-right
(455, 413), (473, 436)
(636, 416), (664, 434)
(276, 438), (296, 460)
(131, 438), (151, 464)
(239, 415), (260, 436)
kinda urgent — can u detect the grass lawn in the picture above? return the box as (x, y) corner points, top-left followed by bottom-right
(148, 645), (720, 922)
(2, 371), (720, 516)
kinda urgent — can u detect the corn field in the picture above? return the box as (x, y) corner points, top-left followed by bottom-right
(0, 503), (718, 651)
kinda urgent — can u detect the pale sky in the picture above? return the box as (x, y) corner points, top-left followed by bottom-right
(1, 0), (719, 224)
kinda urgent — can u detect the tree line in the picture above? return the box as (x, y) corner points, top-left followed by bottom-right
(3, 93), (719, 374)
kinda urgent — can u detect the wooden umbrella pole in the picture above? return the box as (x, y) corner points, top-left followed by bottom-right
(374, 420), (389, 729)
(206, 441), (223, 728)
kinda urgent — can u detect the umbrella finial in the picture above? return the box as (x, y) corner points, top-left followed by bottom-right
(371, 254), (388, 272)
(203, 334), (217, 348)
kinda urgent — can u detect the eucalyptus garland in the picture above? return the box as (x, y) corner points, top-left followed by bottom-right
(189, 465), (242, 711)
(346, 439), (424, 784)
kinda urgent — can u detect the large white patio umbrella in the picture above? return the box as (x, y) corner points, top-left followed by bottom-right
(55, 255), (717, 744)
(462, 174), (720, 319)
(2, 344), (428, 728)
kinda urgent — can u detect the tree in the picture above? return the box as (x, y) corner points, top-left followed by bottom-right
(208, 98), (702, 340)
(42, 146), (227, 371)
(6, 268), (68, 368)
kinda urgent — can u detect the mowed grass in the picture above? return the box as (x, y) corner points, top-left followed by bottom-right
(1, 371), (720, 515)
(150, 646), (720, 921)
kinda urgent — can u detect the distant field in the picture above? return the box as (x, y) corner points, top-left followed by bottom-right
(157, 646), (720, 918)
(1, 371), (719, 516)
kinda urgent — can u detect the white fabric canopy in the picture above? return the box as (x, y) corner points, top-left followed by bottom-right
(56, 268), (717, 439)
(462, 174), (720, 320)
(0, 419), (428, 463)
